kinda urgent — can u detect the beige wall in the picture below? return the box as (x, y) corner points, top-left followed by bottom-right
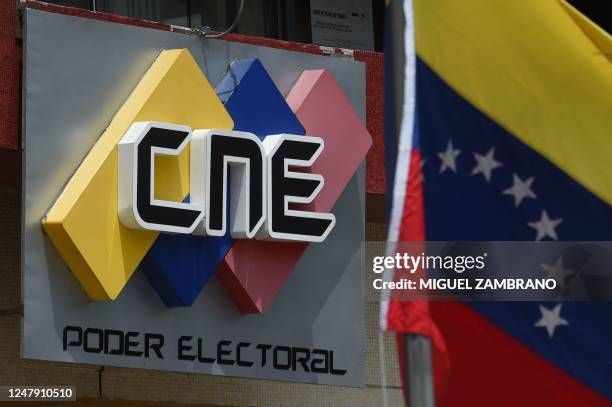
(0, 186), (403, 406)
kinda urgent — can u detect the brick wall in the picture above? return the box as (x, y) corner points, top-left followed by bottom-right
(0, 1), (21, 150)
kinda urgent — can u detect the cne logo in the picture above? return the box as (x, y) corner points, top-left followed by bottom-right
(42, 49), (371, 313)
(118, 123), (335, 242)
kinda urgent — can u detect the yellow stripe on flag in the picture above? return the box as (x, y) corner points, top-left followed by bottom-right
(414, 0), (612, 205)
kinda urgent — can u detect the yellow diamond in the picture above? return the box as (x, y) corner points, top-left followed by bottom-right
(42, 49), (234, 300)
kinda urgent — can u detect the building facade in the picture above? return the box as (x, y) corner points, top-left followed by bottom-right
(0, 1), (397, 405)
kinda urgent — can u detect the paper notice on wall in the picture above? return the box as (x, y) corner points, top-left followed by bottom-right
(310, 0), (375, 51)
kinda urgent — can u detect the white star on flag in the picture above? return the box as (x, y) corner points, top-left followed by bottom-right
(471, 147), (503, 182)
(503, 174), (537, 207)
(541, 257), (574, 290)
(534, 304), (569, 338)
(438, 140), (461, 174)
(528, 210), (563, 241)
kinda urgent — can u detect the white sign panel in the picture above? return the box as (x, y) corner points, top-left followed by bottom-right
(22, 9), (366, 387)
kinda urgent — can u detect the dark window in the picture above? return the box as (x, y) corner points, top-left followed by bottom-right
(45, 0), (93, 9)
(189, 0), (311, 43)
(97, 0), (190, 26)
(42, 0), (385, 50)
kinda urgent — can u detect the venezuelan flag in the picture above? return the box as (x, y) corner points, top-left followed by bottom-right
(389, 0), (612, 405)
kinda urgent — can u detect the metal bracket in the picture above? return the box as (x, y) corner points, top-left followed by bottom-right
(15, 0), (27, 41)
(318, 46), (355, 59)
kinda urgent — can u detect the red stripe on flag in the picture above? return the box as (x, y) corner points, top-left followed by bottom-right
(429, 302), (609, 406)
(387, 149), (450, 403)
(398, 149), (425, 241)
(387, 150), (439, 338)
